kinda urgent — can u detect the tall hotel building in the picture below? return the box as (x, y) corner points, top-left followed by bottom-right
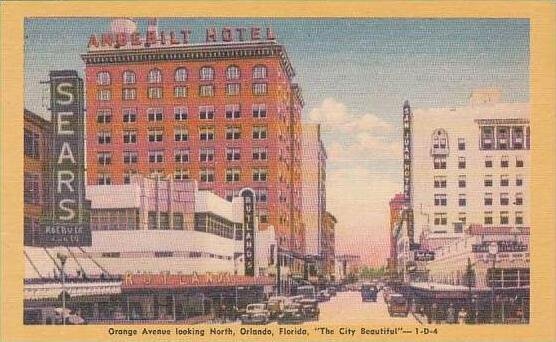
(410, 89), (530, 240)
(81, 21), (305, 263)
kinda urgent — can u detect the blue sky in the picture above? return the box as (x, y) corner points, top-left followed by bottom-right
(25, 18), (529, 263)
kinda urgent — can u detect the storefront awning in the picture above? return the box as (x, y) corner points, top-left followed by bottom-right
(24, 280), (122, 301)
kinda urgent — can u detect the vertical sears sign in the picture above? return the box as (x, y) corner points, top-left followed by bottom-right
(242, 190), (256, 276)
(39, 70), (91, 246)
(402, 100), (415, 246)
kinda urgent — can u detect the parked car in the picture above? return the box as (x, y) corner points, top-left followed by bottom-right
(317, 290), (331, 302)
(240, 303), (270, 324)
(288, 295), (304, 303)
(266, 296), (288, 319)
(300, 299), (320, 321)
(277, 303), (305, 324)
(296, 285), (317, 300)
(327, 286), (337, 297)
(388, 294), (409, 317)
(361, 283), (378, 302)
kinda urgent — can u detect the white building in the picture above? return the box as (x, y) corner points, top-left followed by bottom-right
(411, 89), (530, 240)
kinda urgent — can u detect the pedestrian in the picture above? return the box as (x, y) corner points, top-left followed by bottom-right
(431, 303), (438, 324)
(446, 303), (456, 324)
(411, 299), (417, 314)
(458, 307), (468, 324)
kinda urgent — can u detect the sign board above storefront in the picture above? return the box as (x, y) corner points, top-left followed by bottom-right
(472, 240), (528, 253)
(414, 250), (435, 261)
(122, 272), (274, 289)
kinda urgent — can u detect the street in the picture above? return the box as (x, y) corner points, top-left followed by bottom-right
(318, 290), (419, 324)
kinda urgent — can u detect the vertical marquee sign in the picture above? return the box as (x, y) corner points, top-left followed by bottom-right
(38, 70), (91, 246)
(402, 100), (415, 246)
(242, 189), (256, 276)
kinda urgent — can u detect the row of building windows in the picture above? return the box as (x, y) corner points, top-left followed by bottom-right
(433, 156), (525, 169)
(97, 168), (269, 185)
(433, 193), (524, 207)
(97, 82), (268, 100)
(97, 105), (268, 123)
(433, 175), (524, 188)
(480, 125), (530, 151)
(96, 65), (268, 85)
(433, 211), (525, 226)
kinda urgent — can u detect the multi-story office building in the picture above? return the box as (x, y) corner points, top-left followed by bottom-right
(411, 89), (530, 240)
(321, 211), (337, 278)
(81, 20), (305, 269)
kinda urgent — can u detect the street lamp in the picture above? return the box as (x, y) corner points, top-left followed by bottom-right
(56, 252), (68, 325)
(488, 242), (498, 324)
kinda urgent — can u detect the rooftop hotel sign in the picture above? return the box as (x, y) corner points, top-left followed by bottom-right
(87, 26), (276, 50)
(38, 70), (91, 246)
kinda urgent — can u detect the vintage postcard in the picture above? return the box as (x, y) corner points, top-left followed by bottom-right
(1, 1), (555, 342)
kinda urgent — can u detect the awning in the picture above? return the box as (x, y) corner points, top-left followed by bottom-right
(24, 280), (122, 301)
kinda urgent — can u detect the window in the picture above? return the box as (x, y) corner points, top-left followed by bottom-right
(226, 65), (240, 80)
(123, 70), (136, 84)
(175, 68), (188, 82)
(458, 175), (466, 188)
(500, 211), (509, 225)
(515, 193), (523, 205)
(458, 194), (466, 207)
(200, 66), (214, 81)
(225, 189), (240, 202)
(97, 109), (112, 123)
(97, 131), (111, 144)
(500, 193), (509, 206)
(485, 156), (493, 168)
(174, 149), (190, 163)
(148, 129), (163, 142)
(253, 126), (267, 140)
(458, 156), (466, 169)
(484, 175), (493, 187)
(148, 87), (162, 99)
(501, 155), (509, 168)
(433, 157), (447, 169)
(122, 88), (137, 100)
(123, 170), (137, 184)
(434, 213), (447, 226)
(500, 175), (509, 187)
(200, 168), (215, 183)
(253, 83), (268, 95)
(123, 108), (137, 123)
(148, 68), (162, 83)
(496, 126), (509, 150)
(434, 194), (447, 206)
(253, 65), (267, 79)
(226, 126), (241, 140)
(174, 128), (188, 142)
(97, 71), (111, 85)
(123, 130), (137, 144)
(256, 188), (268, 203)
(174, 107), (188, 121)
(123, 151), (138, 164)
(253, 147), (268, 161)
(147, 108), (163, 121)
(253, 104), (267, 118)
(24, 173), (40, 204)
(515, 211), (524, 225)
(199, 106), (215, 120)
(226, 168), (241, 183)
(199, 85), (214, 97)
(484, 193), (493, 206)
(226, 148), (241, 161)
(516, 157), (524, 168)
(516, 175), (523, 186)
(97, 89), (111, 101)
(150, 170), (164, 179)
(458, 212), (466, 225)
(434, 176), (447, 188)
(174, 169), (190, 181)
(226, 83), (240, 96)
(97, 173), (112, 185)
(484, 212), (493, 225)
(512, 126), (524, 149)
(259, 208), (269, 223)
(480, 126), (494, 150)
(253, 168), (268, 182)
(174, 86), (187, 98)
(458, 138), (465, 151)
(148, 150), (164, 163)
(199, 127), (215, 141)
(200, 148), (214, 162)
(97, 152), (112, 165)
(24, 129), (40, 158)
(225, 104), (241, 119)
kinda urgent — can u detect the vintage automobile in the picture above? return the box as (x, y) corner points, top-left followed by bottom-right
(388, 294), (409, 317)
(277, 303), (305, 324)
(300, 299), (320, 321)
(327, 286), (337, 297)
(266, 296), (288, 319)
(296, 285), (317, 300)
(317, 290), (331, 302)
(240, 303), (270, 324)
(361, 283), (378, 302)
